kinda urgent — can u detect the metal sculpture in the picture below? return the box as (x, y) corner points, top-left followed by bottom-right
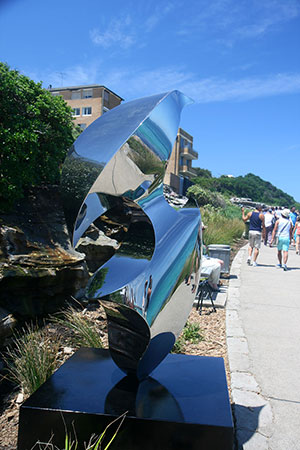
(61, 91), (201, 379)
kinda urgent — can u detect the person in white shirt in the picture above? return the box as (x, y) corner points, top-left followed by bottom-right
(270, 209), (293, 271)
(201, 255), (224, 291)
(264, 209), (275, 246)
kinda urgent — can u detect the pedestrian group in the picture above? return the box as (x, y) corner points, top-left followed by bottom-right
(242, 205), (299, 271)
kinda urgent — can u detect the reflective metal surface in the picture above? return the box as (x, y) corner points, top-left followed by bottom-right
(61, 91), (201, 379)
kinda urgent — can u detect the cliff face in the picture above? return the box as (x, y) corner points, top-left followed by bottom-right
(0, 186), (89, 320)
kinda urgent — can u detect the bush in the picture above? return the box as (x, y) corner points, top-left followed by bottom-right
(0, 62), (78, 211)
(187, 185), (226, 208)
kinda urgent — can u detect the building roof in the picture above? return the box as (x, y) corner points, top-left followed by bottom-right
(49, 84), (124, 101)
(178, 127), (193, 141)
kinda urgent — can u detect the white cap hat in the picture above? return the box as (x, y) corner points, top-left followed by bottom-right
(281, 208), (290, 218)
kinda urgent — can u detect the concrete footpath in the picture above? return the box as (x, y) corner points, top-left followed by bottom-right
(226, 243), (300, 450)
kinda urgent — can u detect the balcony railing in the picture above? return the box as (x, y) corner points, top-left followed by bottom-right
(179, 146), (198, 160)
(179, 165), (197, 178)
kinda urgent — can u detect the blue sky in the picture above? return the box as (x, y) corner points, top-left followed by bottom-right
(1, 0), (300, 202)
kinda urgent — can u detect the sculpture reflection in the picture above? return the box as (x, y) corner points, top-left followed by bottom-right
(105, 375), (184, 422)
(61, 91), (201, 379)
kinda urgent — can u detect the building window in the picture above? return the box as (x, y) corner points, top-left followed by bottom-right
(79, 123), (87, 130)
(103, 106), (109, 114)
(104, 90), (109, 103)
(180, 136), (191, 149)
(180, 157), (184, 166)
(82, 107), (92, 116)
(83, 89), (93, 98)
(72, 108), (80, 116)
(71, 90), (81, 100)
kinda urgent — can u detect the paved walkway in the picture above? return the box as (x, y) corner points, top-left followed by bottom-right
(226, 243), (300, 450)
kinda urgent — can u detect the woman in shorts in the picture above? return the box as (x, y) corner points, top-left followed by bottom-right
(270, 209), (293, 271)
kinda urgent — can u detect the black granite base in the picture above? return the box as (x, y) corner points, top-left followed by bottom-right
(18, 348), (233, 450)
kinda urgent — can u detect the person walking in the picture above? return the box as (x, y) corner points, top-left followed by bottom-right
(264, 209), (275, 246)
(242, 205), (265, 266)
(289, 206), (298, 246)
(270, 208), (293, 271)
(293, 216), (300, 255)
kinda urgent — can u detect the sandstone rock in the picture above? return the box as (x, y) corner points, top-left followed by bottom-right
(63, 347), (74, 354)
(76, 224), (119, 273)
(16, 393), (24, 404)
(0, 307), (17, 343)
(0, 186), (89, 318)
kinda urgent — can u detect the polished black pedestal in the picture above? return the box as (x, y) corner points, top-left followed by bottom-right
(18, 348), (233, 450)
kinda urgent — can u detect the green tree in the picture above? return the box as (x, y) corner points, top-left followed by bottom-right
(187, 184), (226, 208)
(193, 167), (212, 178)
(0, 62), (78, 211)
(190, 171), (299, 208)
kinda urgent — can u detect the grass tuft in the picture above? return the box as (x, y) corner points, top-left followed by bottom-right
(201, 207), (244, 246)
(172, 321), (204, 354)
(51, 306), (103, 349)
(4, 324), (61, 395)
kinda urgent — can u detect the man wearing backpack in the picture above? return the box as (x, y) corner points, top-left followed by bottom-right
(270, 208), (293, 271)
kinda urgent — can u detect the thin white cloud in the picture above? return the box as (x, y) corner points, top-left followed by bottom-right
(89, 3), (176, 49)
(29, 64), (300, 104)
(182, 73), (300, 103)
(115, 70), (300, 103)
(237, 0), (300, 38)
(144, 2), (175, 32)
(90, 15), (135, 49)
(177, 0), (300, 42)
(28, 63), (101, 89)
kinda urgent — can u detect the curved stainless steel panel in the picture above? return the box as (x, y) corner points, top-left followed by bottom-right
(61, 91), (201, 379)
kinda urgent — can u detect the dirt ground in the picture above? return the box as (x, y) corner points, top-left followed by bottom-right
(0, 239), (246, 449)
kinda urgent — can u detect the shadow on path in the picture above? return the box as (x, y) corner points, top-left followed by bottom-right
(255, 263), (275, 268)
(233, 404), (265, 449)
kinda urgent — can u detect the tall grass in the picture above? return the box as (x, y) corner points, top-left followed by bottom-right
(201, 207), (244, 246)
(4, 324), (61, 395)
(63, 412), (126, 450)
(51, 306), (103, 349)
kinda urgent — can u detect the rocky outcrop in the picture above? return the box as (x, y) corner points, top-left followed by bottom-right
(0, 306), (17, 345)
(0, 186), (89, 320)
(76, 224), (119, 273)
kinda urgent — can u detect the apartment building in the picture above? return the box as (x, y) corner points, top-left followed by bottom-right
(164, 128), (198, 195)
(49, 84), (123, 130)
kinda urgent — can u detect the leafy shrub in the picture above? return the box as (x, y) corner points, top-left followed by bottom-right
(181, 322), (204, 343)
(0, 62), (78, 211)
(172, 321), (204, 353)
(187, 185), (226, 208)
(4, 324), (61, 395)
(189, 172), (299, 208)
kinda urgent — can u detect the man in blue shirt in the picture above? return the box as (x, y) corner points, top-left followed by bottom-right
(242, 206), (265, 267)
(289, 206), (298, 246)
